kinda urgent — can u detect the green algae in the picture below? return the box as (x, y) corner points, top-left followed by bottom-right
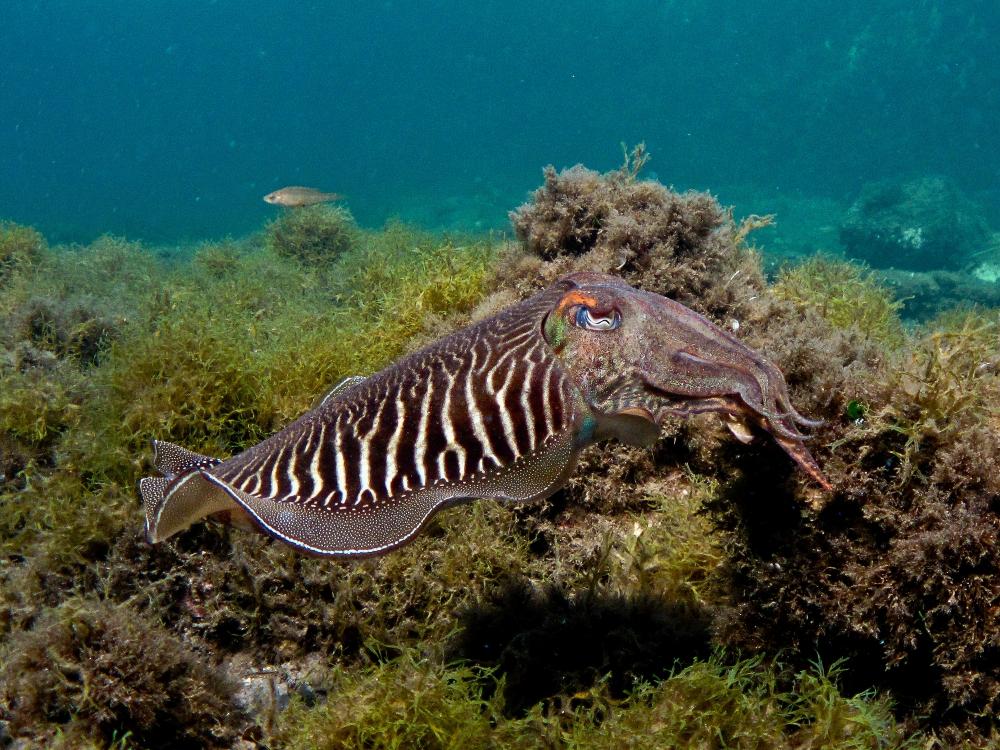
(714, 302), (1000, 738)
(883, 307), (1000, 485)
(255, 228), (493, 427)
(46, 224), (490, 477)
(773, 255), (906, 346)
(271, 649), (918, 750)
(505, 157), (999, 741)
(599, 471), (726, 608)
(0, 222), (493, 570)
(0, 221), (505, 746)
(0, 363), (82, 449)
(0, 221), (45, 286)
(265, 204), (360, 267)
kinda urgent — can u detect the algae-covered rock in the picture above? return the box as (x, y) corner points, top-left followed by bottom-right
(511, 145), (723, 267)
(11, 296), (120, 367)
(876, 266), (1000, 321)
(265, 204), (359, 266)
(507, 145), (765, 323)
(0, 597), (243, 749)
(713, 308), (1000, 738)
(840, 176), (991, 271)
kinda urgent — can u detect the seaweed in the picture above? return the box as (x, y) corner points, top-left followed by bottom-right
(506, 144), (766, 324)
(0, 221), (45, 286)
(0, 476), (134, 579)
(0, 344), (92, 503)
(191, 236), (252, 277)
(265, 204), (360, 267)
(97, 500), (538, 666)
(502, 155), (999, 742)
(270, 650), (515, 750)
(77, 299), (267, 480)
(583, 655), (915, 749)
(270, 648), (917, 750)
(711, 306), (1000, 739)
(0, 596), (242, 749)
(10, 296), (121, 366)
(0, 354), (82, 452)
(773, 255), (906, 347)
(254, 228), (493, 427)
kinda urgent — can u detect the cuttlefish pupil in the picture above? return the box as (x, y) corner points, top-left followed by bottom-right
(140, 272), (830, 559)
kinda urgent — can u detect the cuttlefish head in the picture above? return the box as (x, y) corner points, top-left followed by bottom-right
(543, 272), (831, 490)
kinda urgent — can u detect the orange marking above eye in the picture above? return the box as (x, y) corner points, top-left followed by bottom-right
(556, 290), (599, 314)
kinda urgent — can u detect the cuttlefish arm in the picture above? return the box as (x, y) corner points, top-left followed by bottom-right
(140, 272), (829, 559)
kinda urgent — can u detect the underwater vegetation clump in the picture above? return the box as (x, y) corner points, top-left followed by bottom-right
(95, 500), (538, 670)
(840, 176), (991, 271)
(91, 300), (267, 477)
(9, 295), (121, 367)
(0, 596), (242, 749)
(510, 144), (716, 263)
(509, 144), (762, 320)
(495, 148), (781, 520)
(0, 220), (512, 746)
(500, 145), (772, 370)
(0, 352), (84, 476)
(772, 255), (906, 347)
(0, 221), (45, 286)
(712, 306), (1000, 740)
(271, 648), (916, 750)
(264, 204), (360, 267)
(254, 227), (494, 427)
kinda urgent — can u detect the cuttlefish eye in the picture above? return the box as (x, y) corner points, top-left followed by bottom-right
(573, 305), (621, 331)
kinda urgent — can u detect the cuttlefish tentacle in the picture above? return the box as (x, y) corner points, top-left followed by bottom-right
(140, 272), (830, 558)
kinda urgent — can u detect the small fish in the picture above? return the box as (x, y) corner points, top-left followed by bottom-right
(263, 186), (343, 207)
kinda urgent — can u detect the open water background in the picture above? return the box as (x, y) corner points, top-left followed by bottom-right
(2, 1), (998, 245)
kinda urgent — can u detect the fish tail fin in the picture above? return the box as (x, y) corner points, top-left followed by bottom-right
(141, 440), (239, 543)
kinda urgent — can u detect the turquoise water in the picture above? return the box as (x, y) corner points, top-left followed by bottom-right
(2, 1), (998, 244)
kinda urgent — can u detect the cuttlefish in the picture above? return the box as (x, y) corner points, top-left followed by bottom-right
(141, 272), (829, 557)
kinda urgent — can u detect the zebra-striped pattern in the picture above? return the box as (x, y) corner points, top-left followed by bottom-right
(208, 282), (580, 512)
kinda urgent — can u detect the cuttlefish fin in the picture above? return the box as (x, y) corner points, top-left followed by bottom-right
(141, 449), (456, 556)
(141, 440), (253, 542)
(151, 439), (221, 478)
(318, 375), (367, 407)
(142, 470), (235, 542)
(198, 473), (452, 558)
